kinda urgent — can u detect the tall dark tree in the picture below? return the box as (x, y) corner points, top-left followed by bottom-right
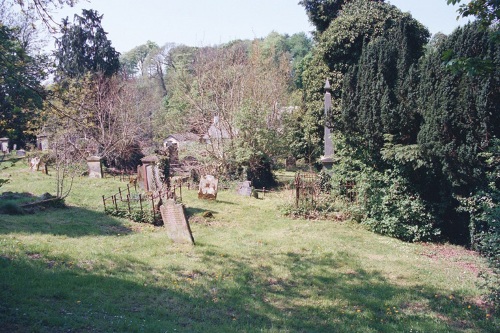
(341, 18), (429, 163)
(54, 9), (120, 79)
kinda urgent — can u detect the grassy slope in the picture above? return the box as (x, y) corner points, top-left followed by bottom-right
(0, 156), (497, 332)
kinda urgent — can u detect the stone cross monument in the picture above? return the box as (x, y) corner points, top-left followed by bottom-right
(321, 79), (334, 170)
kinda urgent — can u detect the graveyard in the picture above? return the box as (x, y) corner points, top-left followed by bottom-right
(0, 153), (497, 332)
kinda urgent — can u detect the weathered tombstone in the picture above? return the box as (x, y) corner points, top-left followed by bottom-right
(198, 175), (218, 200)
(237, 180), (253, 196)
(86, 156), (103, 178)
(12, 144), (17, 151)
(16, 149), (26, 157)
(160, 199), (194, 245)
(0, 138), (9, 153)
(285, 156), (296, 171)
(137, 164), (146, 190)
(140, 155), (161, 192)
(29, 156), (40, 171)
(36, 133), (49, 151)
(167, 143), (179, 165)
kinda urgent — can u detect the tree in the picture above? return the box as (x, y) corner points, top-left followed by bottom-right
(299, 0), (428, 165)
(161, 38), (293, 184)
(13, 0), (79, 32)
(0, 23), (47, 147)
(120, 41), (160, 77)
(299, 0), (384, 34)
(447, 0), (500, 29)
(54, 9), (120, 79)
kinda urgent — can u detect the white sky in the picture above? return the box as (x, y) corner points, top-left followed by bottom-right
(45, 0), (472, 53)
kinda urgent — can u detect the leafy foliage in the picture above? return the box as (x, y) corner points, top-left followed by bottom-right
(299, 0), (384, 34)
(0, 23), (46, 146)
(54, 9), (120, 79)
(457, 139), (500, 308)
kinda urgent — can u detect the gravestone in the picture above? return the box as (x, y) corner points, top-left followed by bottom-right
(16, 149), (26, 157)
(160, 199), (194, 245)
(237, 181), (253, 196)
(167, 143), (179, 165)
(285, 156), (296, 171)
(0, 138), (9, 153)
(137, 164), (146, 190)
(198, 175), (218, 200)
(86, 156), (103, 178)
(139, 155), (161, 192)
(36, 134), (49, 151)
(29, 156), (40, 171)
(13, 144), (17, 151)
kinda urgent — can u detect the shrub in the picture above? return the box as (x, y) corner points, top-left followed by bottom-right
(359, 169), (441, 242)
(0, 202), (23, 215)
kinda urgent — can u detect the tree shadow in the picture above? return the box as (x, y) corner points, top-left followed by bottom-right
(0, 244), (497, 333)
(0, 205), (134, 237)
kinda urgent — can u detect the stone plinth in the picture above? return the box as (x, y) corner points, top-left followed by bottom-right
(86, 156), (103, 178)
(36, 134), (49, 151)
(0, 137), (9, 152)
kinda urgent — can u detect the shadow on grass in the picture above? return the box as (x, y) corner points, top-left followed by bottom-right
(1, 244), (496, 333)
(0, 206), (134, 237)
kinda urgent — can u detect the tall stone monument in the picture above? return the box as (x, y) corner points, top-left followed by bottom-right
(321, 79), (334, 171)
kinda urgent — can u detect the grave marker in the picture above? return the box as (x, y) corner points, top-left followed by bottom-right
(198, 175), (218, 200)
(160, 199), (194, 245)
(0, 138), (9, 153)
(86, 156), (103, 178)
(237, 181), (253, 196)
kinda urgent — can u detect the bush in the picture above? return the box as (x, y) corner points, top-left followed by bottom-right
(0, 202), (23, 215)
(458, 140), (500, 309)
(359, 169), (441, 242)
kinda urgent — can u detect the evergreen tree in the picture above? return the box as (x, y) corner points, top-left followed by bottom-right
(54, 9), (120, 79)
(417, 23), (500, 242)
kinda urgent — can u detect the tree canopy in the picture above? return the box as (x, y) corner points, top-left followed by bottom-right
(54, 9), (120, 79)
(0, 23), (46, 146)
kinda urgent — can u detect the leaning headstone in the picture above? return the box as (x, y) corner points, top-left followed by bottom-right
(86, 156), (103, 178)
(160, 199), (194, 245)
(237, 181), (253, 196)
(198, 175), (218, 200)
(16, 149), (26, 157)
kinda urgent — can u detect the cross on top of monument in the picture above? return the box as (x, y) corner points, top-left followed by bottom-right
(324, 79), (331, 91)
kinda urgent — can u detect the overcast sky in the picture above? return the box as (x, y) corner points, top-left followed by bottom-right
(46, 0), (472, 53)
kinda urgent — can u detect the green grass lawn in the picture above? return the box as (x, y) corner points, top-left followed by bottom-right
(0, 155), (498, 332)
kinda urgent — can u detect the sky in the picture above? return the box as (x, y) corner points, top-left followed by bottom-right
(46, 0), (473, 53)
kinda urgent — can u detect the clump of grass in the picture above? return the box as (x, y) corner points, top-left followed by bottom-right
(0, 201), (23, 215)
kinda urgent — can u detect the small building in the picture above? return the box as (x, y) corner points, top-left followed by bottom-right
(163, 133), (200, 149)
